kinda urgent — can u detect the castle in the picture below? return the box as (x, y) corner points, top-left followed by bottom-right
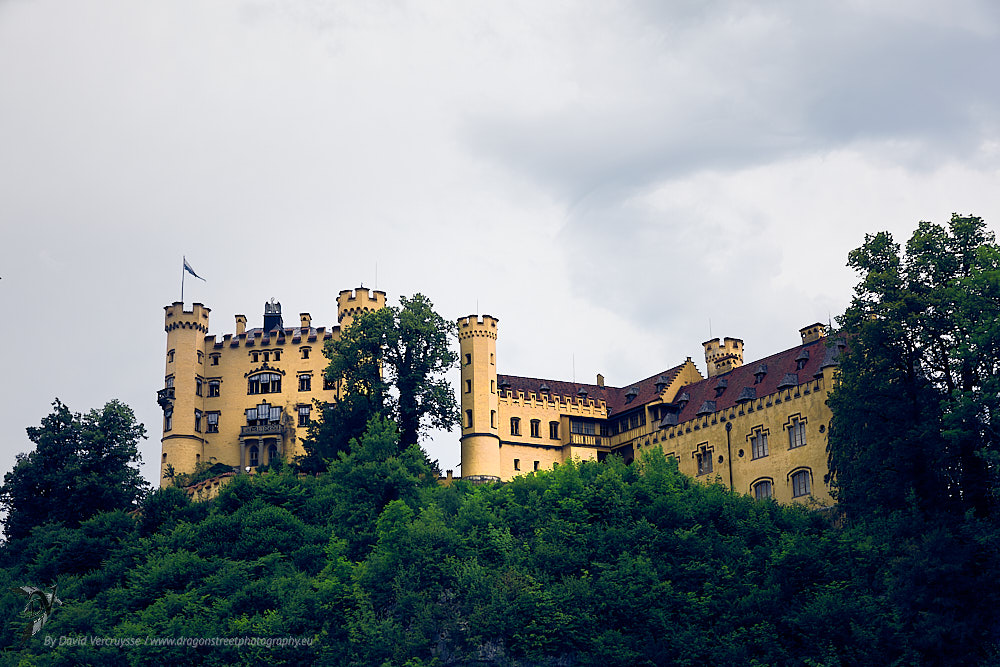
(156, 287), (386, 485)
(458, 315), (842, 504)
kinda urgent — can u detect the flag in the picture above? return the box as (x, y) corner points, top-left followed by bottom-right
(183, 257), (206, 281)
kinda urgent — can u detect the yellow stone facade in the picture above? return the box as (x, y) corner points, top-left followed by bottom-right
(157, 288), (386, 486)
(459, 315), (843, 505)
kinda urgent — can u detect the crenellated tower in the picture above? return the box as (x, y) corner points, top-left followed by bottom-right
(458, 315), (500, 482)
(159, 302), (211, 484)
(703, 336), (744, 378)
(337, 287), (387, 329)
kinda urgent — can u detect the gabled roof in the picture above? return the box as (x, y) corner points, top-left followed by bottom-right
(497, 363), (687, 417)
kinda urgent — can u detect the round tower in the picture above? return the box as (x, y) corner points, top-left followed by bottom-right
(458, 314), (500, 482)
(337, 287), (387, 329)
(160, 302), (210, 485)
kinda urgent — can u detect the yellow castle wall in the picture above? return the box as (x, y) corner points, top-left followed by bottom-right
(159, 288), (386, 487)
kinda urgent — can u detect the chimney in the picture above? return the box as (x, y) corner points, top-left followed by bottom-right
(300, 313), (311, 329)
(596, 373), (605, 387)
(235, 314), (247, 336)
(799, 322), (826, 344)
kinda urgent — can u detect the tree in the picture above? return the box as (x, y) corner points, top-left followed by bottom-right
(827, 214), (1000, 519)
(301, 294), (459, 467)
(0, 399), (149, 541)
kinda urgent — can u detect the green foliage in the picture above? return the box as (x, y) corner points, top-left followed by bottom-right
(300, 294), (458, 469)
(0, 399), (149, 541)
(1, 394), (998, 662)
(829, 214), (1000, 520)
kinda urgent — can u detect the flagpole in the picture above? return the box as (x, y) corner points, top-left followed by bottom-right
(181, 256), (186, 305)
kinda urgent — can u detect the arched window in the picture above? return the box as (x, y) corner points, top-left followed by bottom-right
(752, 479), (773, 500)
(268, 443), (279, 464)
(248, 445), (259, 467)
(790, 469), (812, 497)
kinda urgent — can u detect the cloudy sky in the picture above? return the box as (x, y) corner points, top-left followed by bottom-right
(1, 0), (998, 482)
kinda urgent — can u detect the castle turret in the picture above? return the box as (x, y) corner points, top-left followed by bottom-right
(263, 299), (283, 332)
(703, 336), (744, 378)
(160, 302), (211, 484)
(458, 315), (500, 482)
(337, 287), (387, 329)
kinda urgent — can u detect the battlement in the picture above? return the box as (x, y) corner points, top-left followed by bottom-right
(337, 287), (387, 324)
(457, 315), (499, 340)
(703, 336), (744, 378)
(164, 302), (211, 334)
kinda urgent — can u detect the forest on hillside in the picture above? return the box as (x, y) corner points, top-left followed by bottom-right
(0, 419), (995, 666)
(2, 216), (999, 665)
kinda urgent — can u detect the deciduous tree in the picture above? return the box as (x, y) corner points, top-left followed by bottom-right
(828, 214), (1000, 519)
(0, 399), (149, 541)
(301, 294), (459, 468)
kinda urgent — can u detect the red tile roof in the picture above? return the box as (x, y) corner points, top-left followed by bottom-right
(671, 337), (840, 425)
(498, 363), (687, 417)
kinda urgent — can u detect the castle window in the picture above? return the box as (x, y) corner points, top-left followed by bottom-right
(248, 445), (259, 467)
(299, 374), (312, 392)
(510, 417), (521, 436)
(194, 410), (202, 432)
(514, 458), (520, 471)
(210, 354), (220, 366)
(466, 410), (473, 428)
(750, 429), (769, 459)
(533, 461), (539, 471)
(696, 445), (713, 475)
(490, 353), (494, 364)
(167, 349), (175, 363)
(491, 380), (495, 393)
(267, 442), (279, 464)
(164, 411), (172, 432)
(263, 351), (270, 362)
(301, 347), (311, 359)
(298, 405), (311, 426)
(246, 402), (281, 425)
(273, 350), (281, 362)
(571, 420), (596, 436)
(323, 376), (335, 391)
(465, 353), (472, 365)
(251, 352), (259, 362)
(753, 479), (773, 500)
(248, 372), (282, 395)
(165, 375), (174, 389)
(197, 351), (203, 364)
(206, 412), (219, 433)
(788, 417), (806, 448)
(530, 419), (540, 438)
(465, 379), (472, 393)
(549, 421), (559, 439)
(491, 410), (496, 428)
(208, 380), (220, 397)
(195, 377), (203, 396)
(791, 469), (811, 497)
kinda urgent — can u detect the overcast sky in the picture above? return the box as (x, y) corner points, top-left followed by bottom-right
(1, 0), (998, 483)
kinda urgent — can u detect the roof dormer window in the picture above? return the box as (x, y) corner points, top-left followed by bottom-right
(714, 378), (728, 398)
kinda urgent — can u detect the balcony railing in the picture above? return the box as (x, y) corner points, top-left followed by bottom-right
(156, 387), (175, 411)
(240, 423), (286, 437)
(569, 433), (602, 446)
